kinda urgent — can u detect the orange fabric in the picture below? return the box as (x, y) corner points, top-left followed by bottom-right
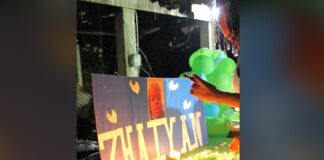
(228, 137), (240, 153)
(219, 12), (231, 41)
(219, 8), (240, 50)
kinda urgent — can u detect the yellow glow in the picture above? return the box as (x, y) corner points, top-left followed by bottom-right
(233, 125), (240, 129)
(168, 151), (181, 159)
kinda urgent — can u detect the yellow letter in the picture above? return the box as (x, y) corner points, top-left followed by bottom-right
(120, 126), (135, 160)
(136, 123), (149, 160)
(164, 117), (176, 151)
(97, 128), (123, 160)
(147, 118), (165, 158)
(189, 112), (203, 148)
(180, 115), (194, 153)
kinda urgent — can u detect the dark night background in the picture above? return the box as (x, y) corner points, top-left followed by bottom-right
(76, 2), (204, 159)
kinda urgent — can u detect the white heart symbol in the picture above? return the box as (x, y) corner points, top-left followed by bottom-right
(169, 80), (179, 91)
(183, 100), (192, 110)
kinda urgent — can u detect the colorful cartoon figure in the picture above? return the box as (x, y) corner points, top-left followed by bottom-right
(148, 82), (165, 119)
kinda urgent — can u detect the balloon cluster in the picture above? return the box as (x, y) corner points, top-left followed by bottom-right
(180, 48), (239, 138)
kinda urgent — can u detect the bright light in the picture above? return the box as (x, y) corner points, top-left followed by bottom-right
(211, 6), (220, 21)
(191, 4), (212, 21)
(168, 151), (181, 159)
(191, 4), (220, 21)
(233, 125), (240, 129)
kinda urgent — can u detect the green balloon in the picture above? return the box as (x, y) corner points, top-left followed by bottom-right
(179, 71), (193, 78)
(206, 116), (230, 138)
(210, 50), (226, 60)
(228, 112), (240, 122)
(218, 104), (235, 121)
(207, 72), (231, 91)
(189, 48), (212, 68)
(221, 73), (235, 93)
(204, 102), (232, 109)
(214, 57), (237, 74)
(219, 104), (233, 113)
(191, 55), (215, 75)
(228, 81), (236, 93)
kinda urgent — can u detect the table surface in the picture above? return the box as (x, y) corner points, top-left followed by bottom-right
(180, 138), (239, 160)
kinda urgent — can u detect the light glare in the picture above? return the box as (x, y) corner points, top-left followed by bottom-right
(211, 6), (220, 21)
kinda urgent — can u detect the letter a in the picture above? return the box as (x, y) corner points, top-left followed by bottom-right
(180, 115), (192, 153)
(136, 123), (149, 160)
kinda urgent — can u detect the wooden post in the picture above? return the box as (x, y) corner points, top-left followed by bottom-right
(200, 21), (215, 50)
(115, 8), (139, 77)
